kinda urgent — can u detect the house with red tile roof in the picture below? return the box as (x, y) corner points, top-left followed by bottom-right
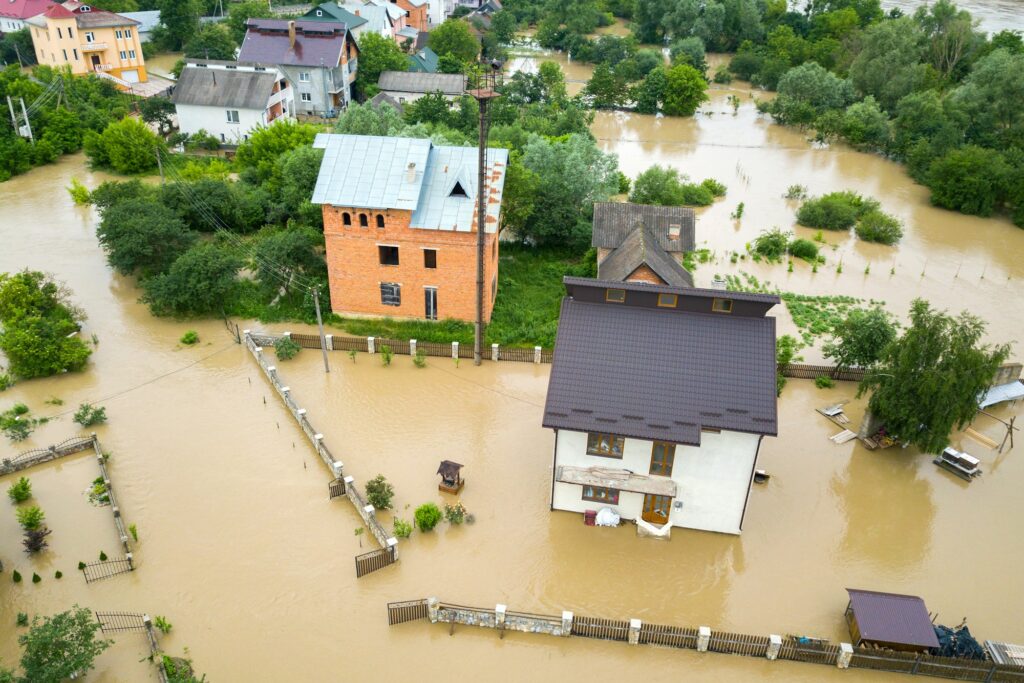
(0, 0), (52, 33)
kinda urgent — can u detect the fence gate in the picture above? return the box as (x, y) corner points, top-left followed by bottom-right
(355, 548), (395, 578)
(329, 477), (346, 500)
(387, 599), (429, 626)
(95, 611), (147, 634)
(81, 557), (134, 583)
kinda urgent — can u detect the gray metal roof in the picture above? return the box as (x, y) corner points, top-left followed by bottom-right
(598, 225), (694, 287)
(378, 71), (465, 95)
(592, 202), (696, 252)
(368, 91), (404, 114)
(172, 66), (278, 110)
(846, 589), (940, 649)
(543, 278), (779, 445)
(310, 133), (508, 232)
(120, 10), (159, 32)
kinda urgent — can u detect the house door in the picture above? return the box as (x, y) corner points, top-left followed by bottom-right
(90, 54), (100, 69)
(642, 494), (672, 525)
(424, 287), (437, 320)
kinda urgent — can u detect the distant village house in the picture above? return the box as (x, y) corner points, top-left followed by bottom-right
(0, 0), (52, 33)
(377, 70), (465, 104)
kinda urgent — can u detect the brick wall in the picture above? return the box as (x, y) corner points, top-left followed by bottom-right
(323, 205), (499, 322)
(624, 264), (666, 285)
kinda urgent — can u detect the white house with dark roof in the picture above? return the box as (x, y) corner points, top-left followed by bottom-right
(543, 277), (779, 536)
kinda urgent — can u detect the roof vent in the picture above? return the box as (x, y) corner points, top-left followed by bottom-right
(80, 4), (91, 10)
(406, 162), (416, 183)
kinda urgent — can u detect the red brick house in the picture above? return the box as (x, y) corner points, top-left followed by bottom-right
(311, 134), (508, 322)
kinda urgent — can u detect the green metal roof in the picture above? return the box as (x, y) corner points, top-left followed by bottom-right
(300, 2), (368, 30)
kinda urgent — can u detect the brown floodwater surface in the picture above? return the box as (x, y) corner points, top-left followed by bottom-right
(0, 106), (1023, 680)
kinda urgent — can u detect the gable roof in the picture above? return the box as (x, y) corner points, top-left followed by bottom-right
(119, 10), (159, 33)
(339, 3), (390, 32)
(598, 225), (694, 287)
(0, 0), (53, 20)
(310, 133), (509, 233)
(368, 91), (404, 115)
(302, 3), (368, 29)
(592, 202), (696, 253)
(378, 70), (465, 95)
(239, 18), (351, 67)
(172, 66), (279, 110)
(408, 46), (439, 72)
(543, 277), (779, 445)
(846, 589), (940, 649)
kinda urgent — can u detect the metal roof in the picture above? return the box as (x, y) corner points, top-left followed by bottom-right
(597, 225), (694, 287)
(543, 277), (779, 444)
(120, 10), (160, 32)
(592, 202), (696, 253)
(339, 3), (388, 32)
(408, 46), (439, 73)
(301, 3), (368, 29)
(172, 66), (278, 109)
(378, 70), (465, 94)
(846, 589), (940, 649)
(239, 18), (350, 67)
(310, 133), (507, 233)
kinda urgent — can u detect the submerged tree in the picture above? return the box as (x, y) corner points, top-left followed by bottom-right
(17, 606), (111, 683)
(824, 307), (898, 374)
(858, 299), (1010, 453)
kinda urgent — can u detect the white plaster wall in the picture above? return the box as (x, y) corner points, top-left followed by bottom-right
(380, 88), (458, 104)
(175, 103), (267, 143)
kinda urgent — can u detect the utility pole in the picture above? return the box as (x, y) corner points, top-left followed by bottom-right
(313, 286), (330, 374)
(6, 96), (17, 130)
(18, 97), (33, 142)
(155, 147), (164, 184)
(12, 41), (23, 68)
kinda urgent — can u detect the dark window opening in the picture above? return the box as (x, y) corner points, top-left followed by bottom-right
(450, 180), (468, 197)
(381, 282), (401, 306)
(587, 432), (624, 458)
(378, 245), (399, 266)
(359, 213), (368, 227)
(582, 486), (619, 504)
(606, 289), (625, 303)
(424, 249), (437, 269)
(376, 214), (385, 228)
(342, 212), (351, 226)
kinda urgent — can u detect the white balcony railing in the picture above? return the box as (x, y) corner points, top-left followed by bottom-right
(93, 64), (114, 72)
(82, 42), (108, 51)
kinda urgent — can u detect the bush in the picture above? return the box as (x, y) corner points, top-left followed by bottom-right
(8, 477), (32, 504)
(16, 506), (45, 531)
(815, 376), (836, 389)
(700, 178), (727, 197)
(143, 243), (240, 316)
(855, 210), (904, 245)
(67, 178), (91, 205)
(752, 229), (790, 261)
(73, 403), (107, 427)
(785, 184), (808, 200)
(17, 612), (28, 626)
(129, 524), (138, 542)
(380, 344), (393, 367)
(796, 191), (878, 230)
(13, 570), (21, 582)
(99, 550), (107, 561)
(154, 616), (172, 634)
(23, 528), (52, 554)
(274, 337), (300, 361)
(392, 518), (413, 539)
(55, 571), (62, 579)
(712, 68), (733, 84)
(412, 349), (427, 368)
(179, 330), (199, 345)
(32, 572), (41, 583)
(787, 238), (819, 261)
(443, 501), (467, 525)
(414, 503), (442, 532)
(365, 475), (395, 510)
(84, 117), (163, 174)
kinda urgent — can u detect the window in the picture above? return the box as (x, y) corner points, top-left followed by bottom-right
(85, 31), (95, 43)
(582, 486), (619, 504)
(128, 50), (136, 59)
(62, 49), (67, 60)
(57, 27), (62, 39)
(316, 9), (323, 15)
(359, 213), (368, 227)
(587, 433), (624, 458)
(299, 71), (311, 82)
(712, 298), (733, 313)
(226, 64), (237, 69)
(115, 29), (122, 39)
(668, 223), (681, 238)
(376, 214), (385, 228)
(342, 212), (351, 226)
(67, 27), (72, 38)
(301, 92), (312, 102)
(657, 293), (677, 308)
(424, 287), (437, 320)
(73, 49), (78, 60)
(119, 50), (127, 59)
(449, 180), (468, 198)
(423, 249), (436, 269)
(378, 245), (399, 266)
(380, 282), (401, 306)
(125, 29), (132, 38)
(226, 110), (240, 123)
(650, 442), (675, 477)
(605, 288), (625, 303)
(254, 66), (266, 71)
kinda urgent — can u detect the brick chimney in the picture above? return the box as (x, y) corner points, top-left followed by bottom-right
(288, 20), (296, 49)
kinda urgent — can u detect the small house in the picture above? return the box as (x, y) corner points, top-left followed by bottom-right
(845, 589), (940, 652)
(408, 46), (439, 72)
(377, 70), (465, 104)
(592, 202), (695, 286)
(1, 0), (55, 33)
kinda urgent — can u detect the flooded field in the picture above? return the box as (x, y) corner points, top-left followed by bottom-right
(1, 81), (1024, 680)
(880, 0), (1023, 34)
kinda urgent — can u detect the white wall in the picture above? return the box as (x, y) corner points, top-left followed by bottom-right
(175, 103), (268, 144)
(380, 88), (459, 104)
(3, 18), (27, 32)
(550, 429), (761, 535)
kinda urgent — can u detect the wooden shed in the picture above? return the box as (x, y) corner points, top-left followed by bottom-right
(845, 588), (940, 652)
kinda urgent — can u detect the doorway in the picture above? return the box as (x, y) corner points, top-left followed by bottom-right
(90, 54), (100, 70)
(424, 287), (437, 320)
(642, 494), (672, 525)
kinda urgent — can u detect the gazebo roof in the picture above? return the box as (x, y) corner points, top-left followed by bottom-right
(847, 588), (940, 649)
(437, 460), (463, 478)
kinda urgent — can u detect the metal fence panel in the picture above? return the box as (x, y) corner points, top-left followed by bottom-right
(290, 333), (322, 349)
(332, 336), (368, 352)
(355, 548), (395, 578)
(95, 611), (147, 634)
(638, 623), (699, 649)
(329, 477), (346, 500)
(571, 616), (630, 641)
(778, 640), (840, 665)
(81, 558), (134, 583)
(387, 599), (429, 625)
(849, 648), (918, 673)
(709, 631), (770, 657)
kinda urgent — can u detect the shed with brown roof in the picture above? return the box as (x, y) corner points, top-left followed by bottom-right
(845, 589), (940, 652)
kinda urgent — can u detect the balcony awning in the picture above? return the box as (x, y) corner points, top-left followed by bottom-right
(556, 465), (676, 497)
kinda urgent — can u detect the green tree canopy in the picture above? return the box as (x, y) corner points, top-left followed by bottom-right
(144, 243), (241, 316)
(154, 0), (202, 50)
(628, 165), (715, 206)
(584, 63), (625, 108)
(139, 97), (176, 135)
(949, 48), (1024, 149)
(823, 307), (898, 372)
(183, 23), (238, 61)
(226, 0), (271, 43)
(235, 120), (320, 183)
(334, 101), (406, 136)
(848, 17), (931, 112)
(83, 116), (163, 174)
(859, 299), (1010, 453)
(252, 227), (325, 294)
(769, 61), (854, 125)
(355, 32), (409, 95)
(17, 606), (111, 683)
(97, 198), (196, 275)
(662, 63), (708, 116)
(428, 19), (481, 64)
(927, 144), (1010, 217)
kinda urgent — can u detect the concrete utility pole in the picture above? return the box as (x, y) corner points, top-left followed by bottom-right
(18, 97), (33, 142)
(313, 286), (330, 374)
(155, 147), (164, 184)
(6, 96), (17, 130)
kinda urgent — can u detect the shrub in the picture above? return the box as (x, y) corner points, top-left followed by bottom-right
(414, 503), (442, 532)
(752, 229), (790, 261)
(392, 518), (412, 539)
(855, 209), (904, 245)
(444, 501), (467, 525)
(77, 561), (86, 570)
(67, 178), (91, 205)
(23, 528), (52, 554)
(785, 184), (808, 200)
(129, 524), (138, 542)
(98, 550), (107, 561)
(154, 616), (172, 634)
(713, 68), (733, 84)
(179, 330), (199, 345)
(365, 475), (395, 511)
(12, 570), (21, 582)
(73, 403), (107, 427)
(55, 571), (62, 579)
(796, 191), (878, 230)
(17, 612), (28, 626)
(0, 370), (12, 391)
(412, 349), (427, 368)
(31, 572), (40, 583)
(787, 239), (819, 261)
(815, 376), (836, 389)
(8, 477), (32, 503)
(380, 344), (393, 367)
(700, 178), (727, 197)
(616, 171), (631, 194)
(16, 506), (44, 531)
(274, 337), (300, 361)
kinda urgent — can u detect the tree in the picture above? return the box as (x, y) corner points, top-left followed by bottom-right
(365, 474), (395, 510)
(633, 65), (667, 114)
(914, 0), (982, 81)
(97, 198), (195, 275)
(139, 97), (176, 135)
(489, 10), (518, 44)
(669, 36), (707, 72)
(355, 33), (408, 95)
(184, 23), (237, 61)
(662, 63), (708, 117)
(84, 117), (162, 174)
(584, 63), (624, 108)
(0, 29), (34, 67)
(628, 165), (714, 205)
(823, 307), (897, 373)
(848, 17), (931, 112)
(927, 145), (1010, 217)
(949, 48), (1024, 150)
(334, 101), (406, 136)
(859, 299), (1010, 453)
(154, 0), (202, 50)
(538, 61), (568, 103)
(498, 153), (540, 239)
(429, 20), (480, 64)
(252, 228), (325, 294)
(144, 243), (240, 316)
(235, 120), (319, 183)
(836, 96), (891, 150)
(769, 61), (854, 125)
(17, 606), (111, 683)
(276, 145), (325, 224)
(226, 0), (271, 44)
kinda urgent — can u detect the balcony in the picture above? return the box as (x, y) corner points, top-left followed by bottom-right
(81, 42), (108, 51)
(555, 465), (677, 497)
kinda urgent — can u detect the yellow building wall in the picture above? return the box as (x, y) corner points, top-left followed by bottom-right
(30, 15), (147, 83)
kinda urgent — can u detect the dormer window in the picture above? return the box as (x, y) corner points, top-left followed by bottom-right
(316, 9), (323, 15)
(449, 180), (468, 197)
(605, 289), (625, 303)
(712, 298), (733, 313)
(80, 5), (92, 11)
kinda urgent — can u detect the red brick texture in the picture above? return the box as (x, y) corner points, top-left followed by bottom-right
(323, 205), (500, 322)
(625, 264), (667, 285)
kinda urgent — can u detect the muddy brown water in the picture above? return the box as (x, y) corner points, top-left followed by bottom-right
(1, 89), (1023, 680)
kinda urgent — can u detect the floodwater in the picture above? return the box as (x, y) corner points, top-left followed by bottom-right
(879, 0), (1023, 34)
(1, 100), (1023, 680)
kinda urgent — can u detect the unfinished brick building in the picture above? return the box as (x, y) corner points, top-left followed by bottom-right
(311, 134), (508, 322)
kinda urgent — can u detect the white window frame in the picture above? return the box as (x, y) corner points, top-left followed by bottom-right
(226, 109), (240, 123)
(85, 31), (95, 43)
(300, 92), (312, 102)
(119, 50), (127, 59)
(128, 49), (136, 59)
(299, 71), (311, 82)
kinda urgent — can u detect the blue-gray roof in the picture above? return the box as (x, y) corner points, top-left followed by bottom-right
(311, 133), (509, 233)
(120, 10), (159, 32)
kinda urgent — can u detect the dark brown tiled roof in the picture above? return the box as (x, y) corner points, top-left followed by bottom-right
(592, 202), (695, 252)
(597, 225), (694, 287)
(846, 589), (940, 649)
(239, 18), (349, 67)
(543, 278), (779, 444)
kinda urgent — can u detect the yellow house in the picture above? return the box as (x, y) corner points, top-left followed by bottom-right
(26, 0), (147, 84)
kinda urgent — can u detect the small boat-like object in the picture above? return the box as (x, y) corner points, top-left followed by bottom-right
(933, 447), (982, 481)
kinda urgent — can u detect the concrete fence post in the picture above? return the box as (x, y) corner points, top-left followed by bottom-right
(325, 334), (334, 351)
(368, 336), (376, 354)
(343, 475), (355, 495)
(837, 643), (853, 669)
(628, 619), (642, 645)
(243, 329), (251, 337)
(492, 343), (499, 361)
(767, 634), (782, 660)
(697, 626), (711, 652)
(267, 365), (276, 381)
(331, 460), (344, 478)
(427, 597), (439, 623)
(281, 386), (290, 397)
(452, 341), (459, 359)
(283, 331), (291, 340)
(363, 504), (375, 521)
(386, 537), (399, 560)
(495, 604), (507, 630)
(126, 552), (134, 570)
(534, 346), (542, 363)
(255, 346), (263, 357)
(410, 339), (417, 356)
(561, 611), (573, 636)
(297, 408), (307, 421)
